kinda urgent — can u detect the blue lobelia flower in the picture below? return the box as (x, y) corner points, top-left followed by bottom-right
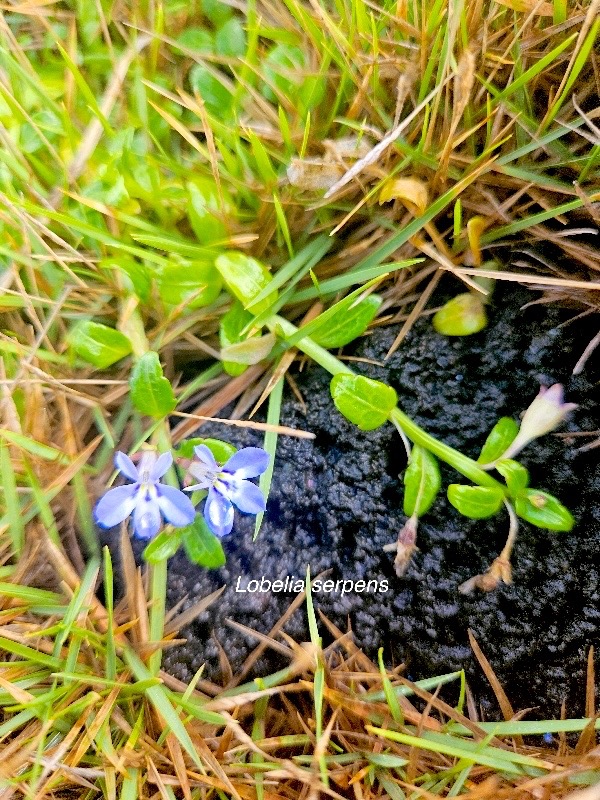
(94, 450), (196, 539)
(185, 445), (269, 537)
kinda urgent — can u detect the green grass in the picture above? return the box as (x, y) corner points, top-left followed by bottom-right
(0, 0), (599, 795)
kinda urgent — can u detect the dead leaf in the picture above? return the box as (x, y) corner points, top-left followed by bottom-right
(379, 177), (429, 214)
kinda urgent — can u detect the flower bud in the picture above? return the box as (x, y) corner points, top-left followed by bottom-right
(500, 384), (577, 461)
(394, 516), (418, 577)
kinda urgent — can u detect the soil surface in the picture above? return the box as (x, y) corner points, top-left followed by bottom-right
(114, 283), (600, 718)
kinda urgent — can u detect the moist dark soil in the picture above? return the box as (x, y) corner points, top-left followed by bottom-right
(115, 283), (600, 719)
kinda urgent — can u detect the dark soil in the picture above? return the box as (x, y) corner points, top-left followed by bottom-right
(119, 284), (600, 718)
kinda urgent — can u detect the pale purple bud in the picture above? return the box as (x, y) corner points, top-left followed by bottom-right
(500, 384), (577, 461)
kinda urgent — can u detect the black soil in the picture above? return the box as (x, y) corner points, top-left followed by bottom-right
(118, 285), (600, 718)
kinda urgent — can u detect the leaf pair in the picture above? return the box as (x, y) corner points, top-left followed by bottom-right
(329, 373), (443, 518)
(448, 461), (573, 531)
(471, 418), (574, 530)
(143, 517), (225, 568)
(448, 483), (573, 531)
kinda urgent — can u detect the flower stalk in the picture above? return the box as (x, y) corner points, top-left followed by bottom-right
(118, 292), (174, 676)
(458, 500), (518, 594)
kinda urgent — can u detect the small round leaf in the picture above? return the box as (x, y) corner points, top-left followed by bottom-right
(330, 374), (397, 431)
(433, 293), (487, 337)
(69, 321), (132, 369)
(129, 352), (177, 418)
(143, 530), (183, 564)
(175, 437), (237, 463)
(403, 445), (441, 517)
(495, 459), (529, 496)
(447, 484), (505, 519)
(515, 489), (574, 531)
(181, 516), (226, 568)
(477, 417), (519, 464)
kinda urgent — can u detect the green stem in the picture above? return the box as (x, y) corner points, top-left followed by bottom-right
(266, 315), (354, 377)
(267, 315), (504, 492)
(390, 409), (502, 489)
(147, 420), (174, 676)
(148, 557), (167, 675)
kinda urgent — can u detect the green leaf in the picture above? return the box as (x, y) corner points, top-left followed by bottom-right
(447, 485), (505, 519)
(129, 352), (177, 418)
(220, 301), (253, 377)
(175, 437), (237, 464)
(187, 179), (235, 245)
(477, 417), (519, 464)
(330, 374), (397, 431)
(189, 64), (234, 116)
(155, 259), (222, 309)
(181, 516), (226, 568)
(246, 129), (278, 183)
(69, 321), (132, 369)
(215, 251), (278, 314)
(0, 295), (25, 310)
(403, 445), (441, 517)
(261, 44), (305, 103)
(0, 441), (24, 555)
(432, 293), (487, 336)
(99, 257), (151, 302)
(515, 490), (574, 531)
(143, 530), (183, 564)
(215, 17), (246, 57)
(285, 278), (383, 347)
(202, 0), (233, 25)
(0, 430), (69, 464)
(177, 28), (214, 53)
(495, 460), (529, 496)
(254, 374), (283, 541)
(311, 295), (381, 349)
(298, 73), (327, 114)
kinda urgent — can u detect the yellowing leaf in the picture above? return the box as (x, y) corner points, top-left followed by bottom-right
(467, 216), (489, 266)
(379, 178), (428, 215)
(494, 0), (553, 14)
(433, 293), (487, 336)
(220, 333), (276, 365)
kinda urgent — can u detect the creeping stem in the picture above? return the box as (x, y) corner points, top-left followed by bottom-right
(267, 315), (505, 493)
(389, 408), (502, 490)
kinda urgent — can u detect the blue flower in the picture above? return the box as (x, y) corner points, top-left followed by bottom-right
(94, 450), (196, 539)
(186, 445), (269, 537)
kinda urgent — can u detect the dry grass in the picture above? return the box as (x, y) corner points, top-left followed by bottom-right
(0, 537), (598, 797)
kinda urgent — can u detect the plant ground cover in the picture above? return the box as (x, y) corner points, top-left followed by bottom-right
(0, 0), (599, 796)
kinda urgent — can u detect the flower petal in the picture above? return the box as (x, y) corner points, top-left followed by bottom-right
(194, 444), (218, 470)
(94, 484), (138, 528)
(227, 478), (266, 514)
(151, 451), (173, 481)
(132, 491), (162, 539)
(186, 460), (213, 490)
(114, 451), (139, 482)
(184, 482), (210, 492)
(222, 447), (269, 479)
(204, 487), (234, 537)
(156, 484), (196, 527)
